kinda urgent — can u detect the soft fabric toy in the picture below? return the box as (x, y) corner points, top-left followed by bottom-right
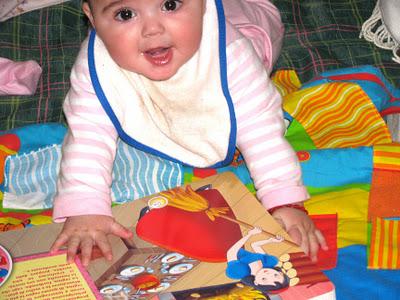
(360, 0), (400, 63)
(0, 58), (42, 96)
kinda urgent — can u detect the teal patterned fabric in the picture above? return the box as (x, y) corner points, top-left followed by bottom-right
(0, 0), (399, 131)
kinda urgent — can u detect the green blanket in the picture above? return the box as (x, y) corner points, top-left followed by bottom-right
(0, 0), (399, 131)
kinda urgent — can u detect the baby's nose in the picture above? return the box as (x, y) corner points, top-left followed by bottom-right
(142, 17), (165, 37)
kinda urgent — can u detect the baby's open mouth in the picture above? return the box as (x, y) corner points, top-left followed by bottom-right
(143, 47), (172, 66)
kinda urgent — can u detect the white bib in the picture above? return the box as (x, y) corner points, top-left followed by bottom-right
(88, 0), (236, 168)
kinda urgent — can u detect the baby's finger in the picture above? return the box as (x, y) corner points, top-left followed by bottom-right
(308, 232), (320, 262)
(80, 237), (94, 267)
(110, 221), (133, 240)
(66, 236), (81, 264)
(50, 232), (69, 253)
(95, 233), (113, 261)
(315, 229), (328, 250)
(299, 228), (311, 257)
(288, 226), (308, 253)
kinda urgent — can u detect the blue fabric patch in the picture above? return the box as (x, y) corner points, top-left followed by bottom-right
(216, 158), (253, 186)
(300, 146), (373, 188)
(7, 123), (67, 155)
(324, 245), (400, 300)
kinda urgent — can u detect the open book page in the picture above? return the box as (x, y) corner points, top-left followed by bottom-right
(0, 251), (101, 299)
(94, 172), (336, 299)
(0, 172), (335, 299)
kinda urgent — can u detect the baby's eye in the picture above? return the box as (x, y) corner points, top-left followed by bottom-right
(161, 0), (183, 12)
(115, 8), (135, 21)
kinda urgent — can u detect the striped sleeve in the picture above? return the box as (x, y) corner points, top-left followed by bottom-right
(53, 39), (118, 222)
(226, 38), (309, 209)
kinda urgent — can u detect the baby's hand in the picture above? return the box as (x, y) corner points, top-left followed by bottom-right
(271, 206), (328, 262)
(50, 215), (133, 267)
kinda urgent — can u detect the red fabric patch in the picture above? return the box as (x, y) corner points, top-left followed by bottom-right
(193, 168), (217, 178)
(0, 133), (20, 152)
(310, 214), (338, 270)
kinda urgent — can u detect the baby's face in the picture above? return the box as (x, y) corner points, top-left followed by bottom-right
(83, 0), (206, 81)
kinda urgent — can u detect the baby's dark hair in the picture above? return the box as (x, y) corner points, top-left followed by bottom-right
(240, 267), (290, 293)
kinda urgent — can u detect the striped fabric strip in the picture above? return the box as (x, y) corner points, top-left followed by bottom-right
(3, 145), (61, 210)
(373, 143), (400, 171)
(2, 140), (183, 210)
(111, 140), (183, 204)
(283, 82), (392, 148)
(272, 70), (302, 96)
(368, 217), (400, 269)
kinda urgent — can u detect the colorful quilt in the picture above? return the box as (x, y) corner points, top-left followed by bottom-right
(1, 65), (399, 261)
(1, 1), (400, 299)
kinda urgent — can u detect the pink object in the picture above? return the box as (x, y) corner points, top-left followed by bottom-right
(14, 251), (102, 299)
(224, 0), (285, 73)
(0, 57), (42, 96)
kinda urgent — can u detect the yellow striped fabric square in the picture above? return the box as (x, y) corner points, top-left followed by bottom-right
(373, 143), (400, 171)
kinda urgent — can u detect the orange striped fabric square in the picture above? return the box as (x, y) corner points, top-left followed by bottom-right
(368, 217), (400, 269)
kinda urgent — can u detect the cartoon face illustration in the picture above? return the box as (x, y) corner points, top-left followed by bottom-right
(254, 268), (286, 286)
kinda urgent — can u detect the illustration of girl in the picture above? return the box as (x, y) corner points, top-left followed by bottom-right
(225, 227), (290, 293)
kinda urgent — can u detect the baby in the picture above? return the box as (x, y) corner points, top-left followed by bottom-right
(51, 0), (327, 267)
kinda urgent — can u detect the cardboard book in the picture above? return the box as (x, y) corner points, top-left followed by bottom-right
(0, 172), (335, 299)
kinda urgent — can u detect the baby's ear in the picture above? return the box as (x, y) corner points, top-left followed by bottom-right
(82, 1), (95, 28)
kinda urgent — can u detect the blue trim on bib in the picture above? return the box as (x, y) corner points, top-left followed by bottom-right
(87, 0), (236, 168)
(214, 0), (237, 168)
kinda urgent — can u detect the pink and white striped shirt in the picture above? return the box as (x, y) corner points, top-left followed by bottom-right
(53, 39), (308, 221)
(53, 0), (308, 221)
